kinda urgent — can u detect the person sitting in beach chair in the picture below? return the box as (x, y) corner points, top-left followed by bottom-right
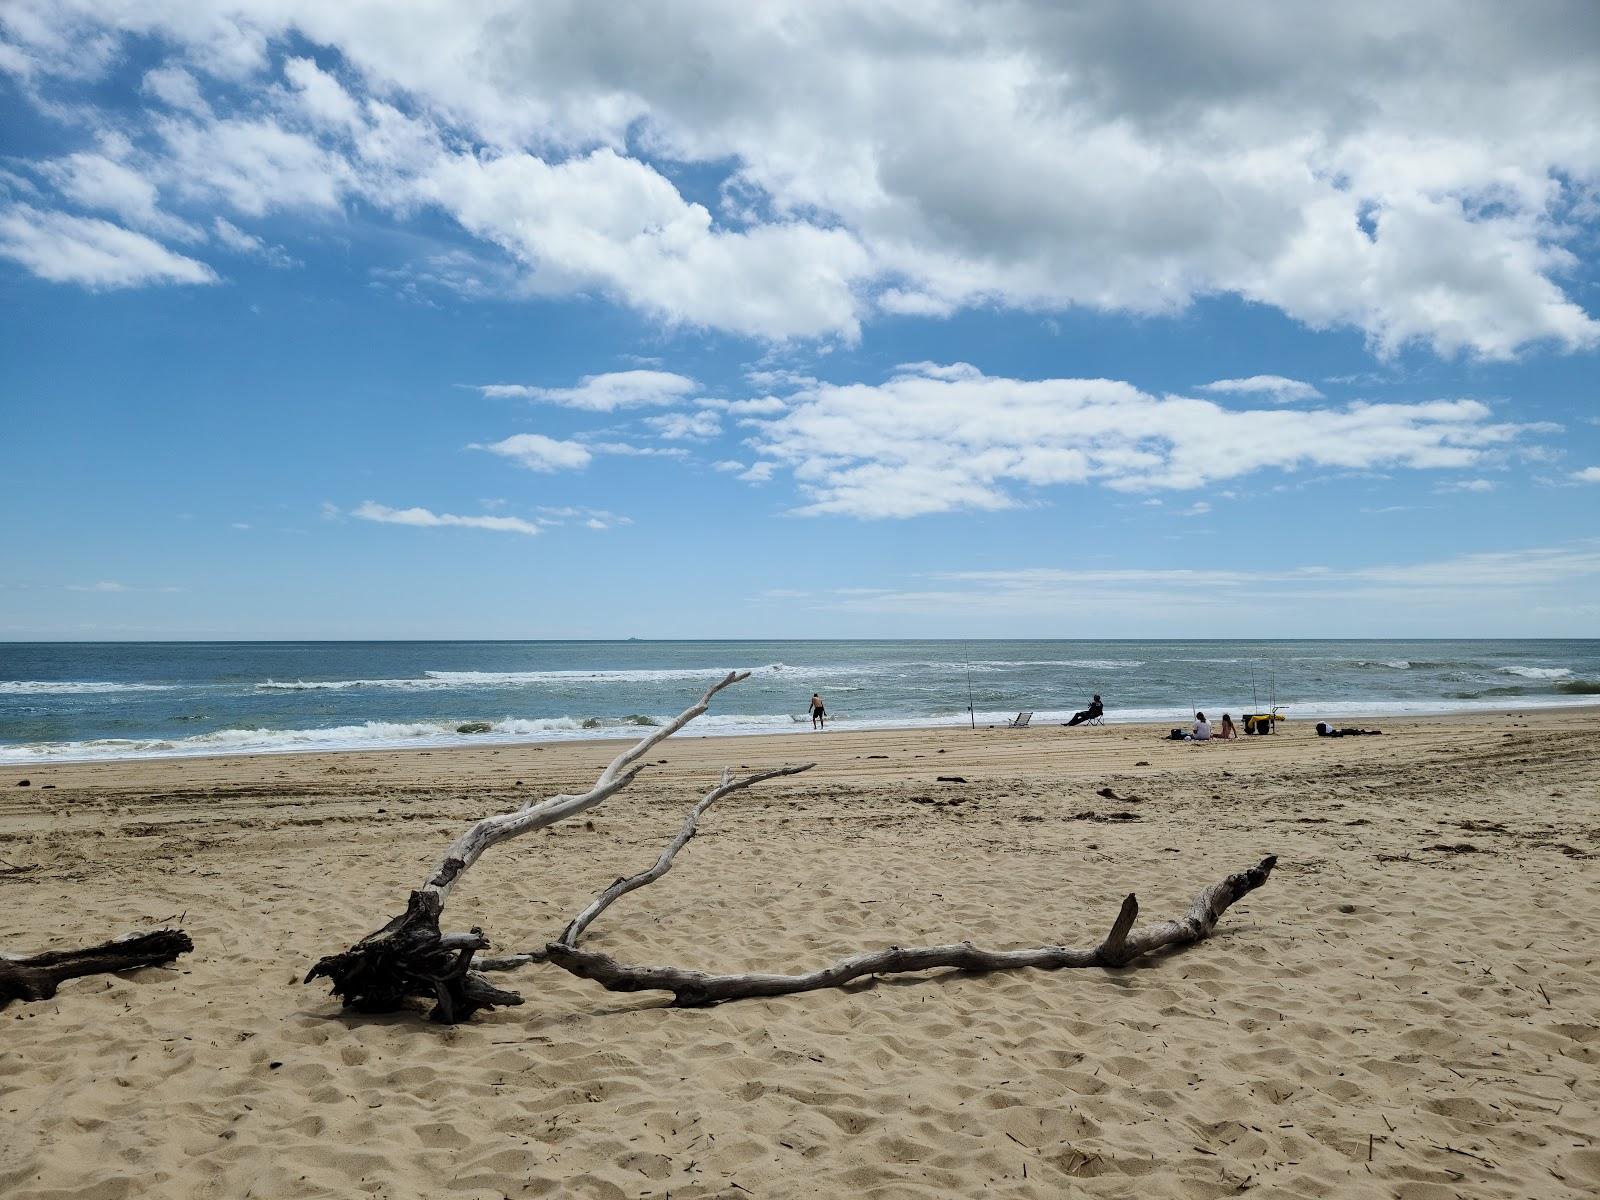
(1064, 694), (1104, 727)
(1007, 711), (1033, 728)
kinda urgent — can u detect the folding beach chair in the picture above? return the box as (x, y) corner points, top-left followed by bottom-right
(1007, 712), (1033, 728)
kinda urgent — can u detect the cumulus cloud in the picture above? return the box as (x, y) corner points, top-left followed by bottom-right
(644, 410), (721, 440)
(141, 65), (209, 115)
(478, 370), (698, 411)
(0, 204), (215, 288)
(1573, 466), (1600, 483)
(39, 144), (201, 241)
(746, 363), (1531, 517)
(1199, 376), (1324, 403)
(471, 433), (593, 472)
(2, 2), (1595, 353)
(351, 501), (541, 535)
(423, 148), (870, 339)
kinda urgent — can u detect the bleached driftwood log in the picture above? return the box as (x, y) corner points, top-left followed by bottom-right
(475, 761), (816, 973)
(1, 928), (193, 1009)
(306, 671), (765, 1022)
(541, 856), (1276, 1007)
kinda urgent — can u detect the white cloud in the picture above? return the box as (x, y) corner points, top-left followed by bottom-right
(422, 147), (869, 338)
(471, 433), (593, 472)
(155, 111), (354, 217)
(352, 501), (540, 536)
(744, 368), (818, 391)
(479, 370), (698, 411)
(211, 217), (296, 266)
(644, 410), (721, 440)
(1434, 478), (1498, 493)
(712, 460), (746, 472)
(39, 144), (202, 241)
(63, 580), (181, 593)
(141, 65), (209, 115)
(534, 505), (632, 529)
(829, 543), (1600, 622)
(1573, 466), (1600, 483)
(1199, 376), (1324, 403)
(586, 441), (689, 458)
(0, 203), (215, 288)
(699, 395), (790, 415)
(5, 3), (1595, 352)
(747, 363), (1531, 517)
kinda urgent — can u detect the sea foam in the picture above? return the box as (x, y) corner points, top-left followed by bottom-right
(0, 680), (178, 694)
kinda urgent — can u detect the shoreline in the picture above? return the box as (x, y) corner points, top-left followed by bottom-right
(8, 703), (1598, 791)
(5, 698), (1599, 771)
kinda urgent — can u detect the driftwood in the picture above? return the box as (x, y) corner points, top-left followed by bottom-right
(307, 671), (778, 1022)
(309, 669), (1280, 1024)
(1, 928), (194, 1009)
(475, 761), (816, 972)
(540, 856), (1277, 1007)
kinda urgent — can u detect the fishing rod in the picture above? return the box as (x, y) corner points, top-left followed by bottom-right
(964, 643), (976, 730)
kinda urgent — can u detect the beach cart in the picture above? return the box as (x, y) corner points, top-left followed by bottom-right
(1242, 708), (1286, 735)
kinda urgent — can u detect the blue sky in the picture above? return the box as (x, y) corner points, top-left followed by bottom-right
(1, 2), (1597, 639)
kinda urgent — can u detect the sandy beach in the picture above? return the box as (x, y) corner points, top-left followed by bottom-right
(3, 708), (1597, 1199)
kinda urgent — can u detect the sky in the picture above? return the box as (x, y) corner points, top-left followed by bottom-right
(1, 1), (1597, 640)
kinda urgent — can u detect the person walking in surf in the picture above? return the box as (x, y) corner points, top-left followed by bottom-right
(809, 692), (826, 730)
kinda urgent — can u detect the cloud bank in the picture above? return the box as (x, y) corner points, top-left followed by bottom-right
(1, 2), (1597, 354)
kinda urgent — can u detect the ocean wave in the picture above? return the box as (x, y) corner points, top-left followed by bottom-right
(1501, 665), (1572, 680)
(257, 679), (392, 691)
(965, 659), (1142, 671)
(249, 659), (1146, 693)
(7, 684), (1599, 763)
(421, 664), (795, 685)
(0, 680), (178, 695)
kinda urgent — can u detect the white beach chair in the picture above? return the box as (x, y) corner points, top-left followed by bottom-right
(1007, 711), (1033, 728)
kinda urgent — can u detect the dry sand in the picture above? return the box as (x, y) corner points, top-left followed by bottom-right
(3, 708), (1598, 1199)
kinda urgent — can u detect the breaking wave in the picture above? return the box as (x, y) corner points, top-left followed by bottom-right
(0, 680), (178, 695)
(1501, 665), (1572, 680)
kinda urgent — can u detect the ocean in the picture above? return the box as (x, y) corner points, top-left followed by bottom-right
(1, 639), (1596, 764)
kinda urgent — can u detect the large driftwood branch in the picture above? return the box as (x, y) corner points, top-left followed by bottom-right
(1, 928), (194, 1009)
(476, 761), (816, 972)
(542, 856), (1277, 1007)
(306, 671), (754, 1022)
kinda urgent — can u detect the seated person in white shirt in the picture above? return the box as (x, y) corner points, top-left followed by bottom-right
(1192, 711), (1213, 741)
